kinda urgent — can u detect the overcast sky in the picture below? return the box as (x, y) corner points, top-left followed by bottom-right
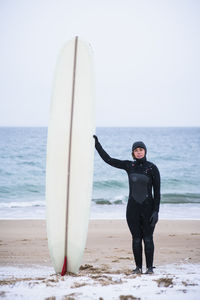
(0, 0), (200, 127)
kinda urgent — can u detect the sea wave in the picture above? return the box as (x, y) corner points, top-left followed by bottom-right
(93, 180), (126, 189)
(161, 193), (200, 203)
(0, 193), (199, 209)
(92, 193), (200, 205)
(93, 198), (125, 205)
(0, 200), (45, 208)
(0, 184), (44, 197)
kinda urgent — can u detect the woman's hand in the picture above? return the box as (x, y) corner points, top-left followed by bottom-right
(93, 135), (99, 146)
(150, 211), (158, 227)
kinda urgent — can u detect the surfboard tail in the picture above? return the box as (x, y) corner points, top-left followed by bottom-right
(61, 256), (67, 276)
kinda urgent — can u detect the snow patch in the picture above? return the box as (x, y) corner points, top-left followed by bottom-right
(0, 263), (199, 300)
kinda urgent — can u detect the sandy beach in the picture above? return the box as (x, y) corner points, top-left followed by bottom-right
(0, 219), (200, 299)
(0, 219), (200, 269)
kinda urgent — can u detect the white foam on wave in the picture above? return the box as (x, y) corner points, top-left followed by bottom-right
(0, 200), (45, 208)
(90, 203), (200, 220)
(0, 203), (200, 220)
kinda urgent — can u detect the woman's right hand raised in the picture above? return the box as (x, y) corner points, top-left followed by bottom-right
(93, 135), (99, 146)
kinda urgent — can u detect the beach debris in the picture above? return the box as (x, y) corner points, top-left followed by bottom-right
(71, 282), (88, 288)
(62, 294), (81, 300)
(182, 281), (198, 286)
(79, 264), (93, 270)
(79, 264), (110, 274)
(177, 289), (187, 293)
(155, 277), (173, 287)
(65, 272), (80, 277)
(112, 259), (119, 262)
(0, 291), (6, 297)
(89, 274), (123, 286)
(0, 277), (45, 286)
(99, 277), (123, 286)
(119, 295), (140, 300)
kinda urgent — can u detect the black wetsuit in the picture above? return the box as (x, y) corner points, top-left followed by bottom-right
(95, 140), (161, 269)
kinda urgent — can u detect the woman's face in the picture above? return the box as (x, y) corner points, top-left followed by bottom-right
(133, 147), (145, 159)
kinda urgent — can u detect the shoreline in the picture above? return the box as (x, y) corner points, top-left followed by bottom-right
(1, 203), (200, 220)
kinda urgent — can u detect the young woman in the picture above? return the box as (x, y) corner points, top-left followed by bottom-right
(93, 135), (161, 274)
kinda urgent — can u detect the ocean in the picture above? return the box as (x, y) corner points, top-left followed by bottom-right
(0, 127), (200, 220)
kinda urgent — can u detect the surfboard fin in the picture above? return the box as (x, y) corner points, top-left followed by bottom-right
(61, 256), (67, 276)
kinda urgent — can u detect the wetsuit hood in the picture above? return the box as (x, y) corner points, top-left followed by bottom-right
(132, 141), (147, 154)
(132, 141), (147, 163)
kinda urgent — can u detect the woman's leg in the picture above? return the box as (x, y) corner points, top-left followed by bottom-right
(143, 235), (154, 268)
(126, 209), (143, 268)
(132, 235), (143, 268)
(141, 214), (155, 268)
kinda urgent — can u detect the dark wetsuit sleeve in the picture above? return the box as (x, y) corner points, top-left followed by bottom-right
(95, 141), (128, 170)
(152, 165), (161, 212)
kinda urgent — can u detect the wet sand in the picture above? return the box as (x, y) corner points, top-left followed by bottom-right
(0, 219), (200, 272)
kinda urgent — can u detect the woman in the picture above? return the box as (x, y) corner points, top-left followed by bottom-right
(93, 135), (161, 274)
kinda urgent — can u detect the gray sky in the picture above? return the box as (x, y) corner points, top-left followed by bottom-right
(0, 0), (200, 127)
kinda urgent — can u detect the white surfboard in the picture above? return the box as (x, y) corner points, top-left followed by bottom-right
(46, 36), (95, 274)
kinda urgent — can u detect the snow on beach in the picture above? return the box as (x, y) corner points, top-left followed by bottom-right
(0, 263), (200, 300)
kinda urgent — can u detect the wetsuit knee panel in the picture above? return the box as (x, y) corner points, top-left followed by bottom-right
(143, 236), (154, 249)
(133, 237), (142, 246)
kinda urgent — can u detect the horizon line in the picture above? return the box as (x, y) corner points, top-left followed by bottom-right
(0, 125), (199, 128)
